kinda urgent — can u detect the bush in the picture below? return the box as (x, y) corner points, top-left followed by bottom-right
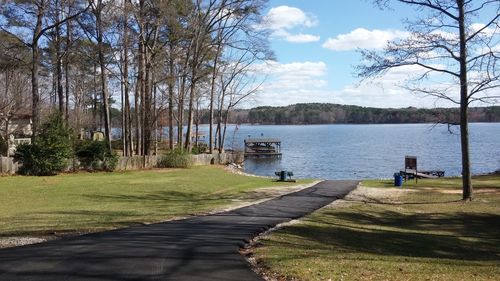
(158, 149), (192, 168)
(75, 140), (118, 171)
(191, 143), (208, 155)
(14, 114), (73, 176)
(111, 139), (123, 151)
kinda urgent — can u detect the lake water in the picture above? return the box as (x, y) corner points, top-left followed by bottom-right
(213, 123), (500, 179)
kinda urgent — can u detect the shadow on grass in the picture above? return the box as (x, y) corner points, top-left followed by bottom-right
(366, 175), (500, 190)
(0, 210), (150, 237)
(344, 193), (463, 205)
(1, 189), (287, 237)
(272, 210), (500, 261)
(82, 189), (273, 204)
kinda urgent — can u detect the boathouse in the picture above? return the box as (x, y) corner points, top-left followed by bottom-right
(244, 138), (282, 157)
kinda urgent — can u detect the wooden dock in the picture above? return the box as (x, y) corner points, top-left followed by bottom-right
(244, 138), (282, 157)
(400, 169), (445, 179)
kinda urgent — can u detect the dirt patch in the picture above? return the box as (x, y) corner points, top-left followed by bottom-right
(324, 184), (413, 209)
(0, 236), (54, 249)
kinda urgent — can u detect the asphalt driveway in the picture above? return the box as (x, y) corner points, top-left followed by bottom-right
(0, 180), (358, 281)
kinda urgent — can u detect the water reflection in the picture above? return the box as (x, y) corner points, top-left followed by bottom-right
(244, 157), (283, 176)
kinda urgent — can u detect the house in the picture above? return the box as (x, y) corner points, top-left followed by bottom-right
(0, 110), (32, 157)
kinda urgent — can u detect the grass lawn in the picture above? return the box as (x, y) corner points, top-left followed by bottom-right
(252, 175), (500, 281)
(0, 166), (309, 237)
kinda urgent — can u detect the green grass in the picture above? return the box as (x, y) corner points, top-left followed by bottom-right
(0, 166), (309, 236)
(253, 175), (500, 281)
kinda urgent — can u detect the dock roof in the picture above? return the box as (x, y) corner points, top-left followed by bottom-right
(244, 138), (281, 143)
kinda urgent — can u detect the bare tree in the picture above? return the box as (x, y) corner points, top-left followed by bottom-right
(0, 0), (272, 158)
(186, 0), (270, 152)
(216, 49), (262, 151)
(121, 0), (133, 156)
(208, 0), (267, 153)
(358, 0), (499, 200)
(0, 32), (31, 155)
(0, 0), (88, 139)
(89, 0), (112, 151)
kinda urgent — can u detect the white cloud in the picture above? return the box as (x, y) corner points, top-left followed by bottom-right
(271, 29), (320, 43)
(285, 33), (321, 43)
(475, 44), (500, 56)
(252, 61), (327, 78)
(263, 6), (317, 30)
(244, 62), (460, 109)
(470, 23), (496, 36)
(322, 28), (409, 51)
(261, 6), (320, 43)
(248, 61), (330, 105)
(339, 66), (460, 107)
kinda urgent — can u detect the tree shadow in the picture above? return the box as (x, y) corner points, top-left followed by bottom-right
(82, 189), (277, 204)
(343, 193), (463, 205)
(271, 210), (500, 261)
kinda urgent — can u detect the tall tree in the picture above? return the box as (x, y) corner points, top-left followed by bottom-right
(0, 0), (88, 138)
(90, 0), (112, 151)
(185, 0), (270, 152)
(358, 0), (499, 200)
(0, 31), (31, 155)
(121, 0), (133, 156)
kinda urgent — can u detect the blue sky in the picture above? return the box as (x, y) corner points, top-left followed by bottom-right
(248, 0), (496, 109)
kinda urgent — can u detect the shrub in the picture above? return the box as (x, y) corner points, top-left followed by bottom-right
(14, 113), (73, 176)
(158, 149), (192, 168)
(111, 139), (123, 150)
(191, 143), (208, 155)
(75, 140), (118, 171)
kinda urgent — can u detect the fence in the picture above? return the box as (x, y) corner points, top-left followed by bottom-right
(0, 157), (18, 175)
(0, 152), (244, 174)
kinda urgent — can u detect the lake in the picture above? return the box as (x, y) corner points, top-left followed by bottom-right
(214, 123), (500, 179)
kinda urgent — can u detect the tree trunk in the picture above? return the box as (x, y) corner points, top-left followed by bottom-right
(208, 45), (221, 154)
(55, 20), (64, 116)
(457, 0), (472, 200)
(31, 6), (44, 141)
(122, 1), (132, 156)
(217, 90), (226, 152)
(92, 62), (98, 131)
(178, 75), (185, 150)
(167, 46), (175, 150)
(134, 67), (141, 155)
(65, 17), (71, 122)
(184, 80), (195, 152)
(195, 98), (200, 149)
(95, 0), (112, 152)
(153, 73), (158, 155)
(143, 58), (151, 156)
(221, 109), (230, 150)
(5, 117), (10, 157)
(120, 74), (126, 156)
(138, 40), (146, 156)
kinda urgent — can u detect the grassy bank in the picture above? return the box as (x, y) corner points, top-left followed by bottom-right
(252, 176), (500, 281)
(0, 166), (308, 237)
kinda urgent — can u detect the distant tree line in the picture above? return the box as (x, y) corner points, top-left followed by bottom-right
(197, 103), (500, 125)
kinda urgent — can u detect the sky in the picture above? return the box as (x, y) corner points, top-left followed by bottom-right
(247, 0), (495, 109)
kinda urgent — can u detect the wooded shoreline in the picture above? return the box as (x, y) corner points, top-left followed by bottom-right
(196, 103), (500, 125)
